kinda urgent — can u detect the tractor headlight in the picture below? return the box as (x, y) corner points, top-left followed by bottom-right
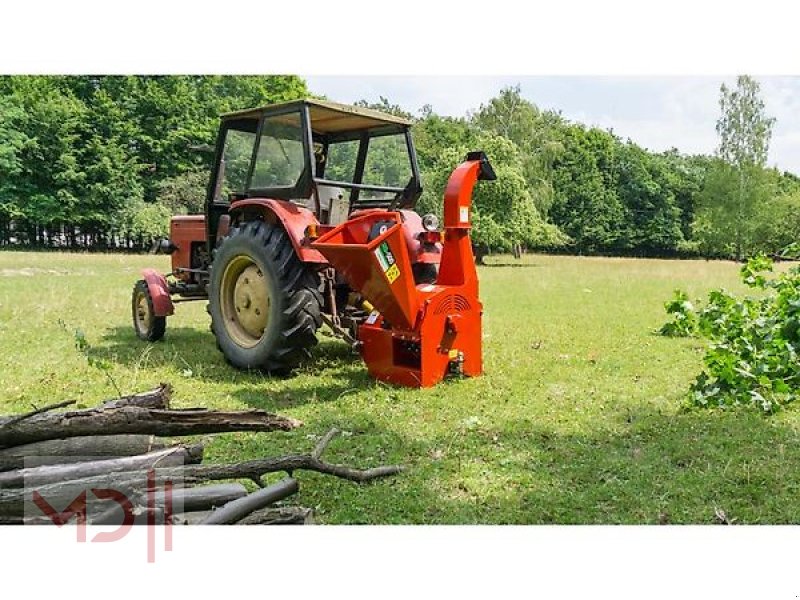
(422, 214), (439, 232)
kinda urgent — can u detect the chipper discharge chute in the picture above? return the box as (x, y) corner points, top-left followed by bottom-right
(312, 151), (496, 387)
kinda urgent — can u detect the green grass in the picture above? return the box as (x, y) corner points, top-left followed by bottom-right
(2, 250), (799, 524)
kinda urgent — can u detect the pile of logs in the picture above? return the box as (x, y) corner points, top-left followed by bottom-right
(0, 384), (402, 525)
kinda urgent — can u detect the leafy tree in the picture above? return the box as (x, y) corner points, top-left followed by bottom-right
(354, 96), (413, 120)
(0, 96), (30, 241)
(117, 199), (172, 245)
(418, 132), (568, 252)
(615, 143), (685, 253)
(549, 124), (627, 252)
(472, 86), (564, 217)
(413, 111), (476, 173)
(698, 75), (776, 260)
(657, 150), (709, 244)
(156, 168), (208, 215)
(693, 159), (776, 258)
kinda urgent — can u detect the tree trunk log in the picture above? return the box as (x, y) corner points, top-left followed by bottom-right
(0, 405), (301, 449)
(99, 385), (171, 410)
(152, 483), (248, 513)
(201, 478), (299, 524)
(89, 484), (247, 526)
(0, 445), (203, 489)
(0, 435), (169, 471)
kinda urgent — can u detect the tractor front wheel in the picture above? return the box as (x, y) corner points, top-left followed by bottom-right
(132, 280), (166, 342)
(208, 221), (322, 373)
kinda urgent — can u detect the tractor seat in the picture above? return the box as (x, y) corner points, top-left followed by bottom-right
(292, 185), (348, 225)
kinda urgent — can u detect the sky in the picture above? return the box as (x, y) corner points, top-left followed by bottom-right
(304, 76), (800, 174)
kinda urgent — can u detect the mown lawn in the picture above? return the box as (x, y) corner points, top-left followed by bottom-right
(1, 250), (798, 524)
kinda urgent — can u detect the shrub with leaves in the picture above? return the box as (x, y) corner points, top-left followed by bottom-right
(659, 290), (699, 337)
(660, 255), (800, 413)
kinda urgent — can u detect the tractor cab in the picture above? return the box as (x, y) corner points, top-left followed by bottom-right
(206, 99), (422, 249)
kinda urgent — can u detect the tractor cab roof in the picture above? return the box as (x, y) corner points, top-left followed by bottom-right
(221, 98), (413, 139)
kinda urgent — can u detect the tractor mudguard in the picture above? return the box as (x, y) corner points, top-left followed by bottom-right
(229, 199), (326, 263)
(141, 269), (174, 317)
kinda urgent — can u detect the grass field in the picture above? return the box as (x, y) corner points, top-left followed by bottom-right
(1, 250), (799, 524)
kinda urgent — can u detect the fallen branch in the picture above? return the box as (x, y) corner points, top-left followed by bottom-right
(201, 478), (299, 524)
(153, 483), (248, 513)
(174, 427), (403, 486)
(0, 405), (301, 449)
(0, 444), (203, 489)
(0, 435), (169, 471)
(312, 427), (341, 459)
(99, 384), (172, 410)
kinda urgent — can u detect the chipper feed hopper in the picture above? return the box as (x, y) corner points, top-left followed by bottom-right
(131, 99), (495, 388)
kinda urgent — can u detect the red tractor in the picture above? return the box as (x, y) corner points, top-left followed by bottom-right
(132, 99), (494, 387)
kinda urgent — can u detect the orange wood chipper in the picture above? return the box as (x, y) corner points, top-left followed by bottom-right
(132, 99), (495, 387)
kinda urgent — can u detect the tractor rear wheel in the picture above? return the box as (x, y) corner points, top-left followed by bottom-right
(208, 220), (322, 373)
(132, 280), (166, 342)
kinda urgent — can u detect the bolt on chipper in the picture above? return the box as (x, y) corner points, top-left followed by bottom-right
(132, 99), (495, 387)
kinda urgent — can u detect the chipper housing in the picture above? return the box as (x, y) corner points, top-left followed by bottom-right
(313, 152), (495, 387)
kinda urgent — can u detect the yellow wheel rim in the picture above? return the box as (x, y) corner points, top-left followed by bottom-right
(220, 255), (270, 348)
(135, 290), (152, 333)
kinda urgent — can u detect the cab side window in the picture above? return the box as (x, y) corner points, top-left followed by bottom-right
(217, 121), (258, 201)
(250, 112), (306, 190)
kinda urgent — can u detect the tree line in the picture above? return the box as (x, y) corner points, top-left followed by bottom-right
(0, 75), (797, 259)
(0, 75), (307, 250)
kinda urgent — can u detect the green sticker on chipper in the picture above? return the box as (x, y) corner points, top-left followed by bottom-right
(375, 242), (399, 282)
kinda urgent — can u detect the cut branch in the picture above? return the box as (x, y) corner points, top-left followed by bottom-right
(0, 435), (169, 471)
(201, 478), (299, 524)
(99, 384), (171, 410)
(0, 444), (203, 489)
(0, 405), (301, 449)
